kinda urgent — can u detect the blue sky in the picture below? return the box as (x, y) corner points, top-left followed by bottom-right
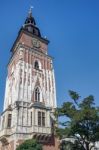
(0, 0), (99, 112)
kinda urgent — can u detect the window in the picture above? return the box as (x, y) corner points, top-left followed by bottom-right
(31, 112), (32, 126)
(24, 72), (26, 84)
(38, 112), (45, 127)
(28, 74), (30, 86)
(20, 69), (22, 84)
(38, 111), (41, 126)
(42, 112), (45, 127)
(35, 87), (40, 102)
(7, 114), (12, 128)
(34, 61), (39, 70)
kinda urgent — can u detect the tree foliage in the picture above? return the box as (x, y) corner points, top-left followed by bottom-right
(55, 90), (99, 150)
(16, 139), (42, 150)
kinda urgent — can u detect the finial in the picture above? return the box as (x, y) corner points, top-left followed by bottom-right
(28, 6), (34, 17)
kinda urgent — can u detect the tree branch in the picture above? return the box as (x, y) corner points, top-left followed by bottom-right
(89, 143), (95, 150)
(75, 135), (86, 150)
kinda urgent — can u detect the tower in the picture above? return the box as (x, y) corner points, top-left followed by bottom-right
(0, 9), (58, 150)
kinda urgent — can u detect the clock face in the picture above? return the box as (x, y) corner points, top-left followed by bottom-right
(32, 38), (40, 48)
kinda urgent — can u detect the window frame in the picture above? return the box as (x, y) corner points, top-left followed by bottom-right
(35, 87), (40, 102)
(38, 111), (45, 127)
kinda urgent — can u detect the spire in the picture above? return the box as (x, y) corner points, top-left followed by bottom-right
(24, 6), (36, 25)
(22, 7), (41, 37)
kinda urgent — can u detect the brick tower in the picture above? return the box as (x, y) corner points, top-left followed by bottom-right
(0, 8), (58, 150)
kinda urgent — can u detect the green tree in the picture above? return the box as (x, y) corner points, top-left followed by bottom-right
(16, 139), (42, 150)
(55, 90), (99, 150)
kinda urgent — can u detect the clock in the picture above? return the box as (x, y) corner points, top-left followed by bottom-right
(32, 38), (40, 48)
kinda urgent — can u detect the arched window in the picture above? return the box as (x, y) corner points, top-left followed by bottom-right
(34, 61), (39, 70)
(35, 87), (40, 102)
